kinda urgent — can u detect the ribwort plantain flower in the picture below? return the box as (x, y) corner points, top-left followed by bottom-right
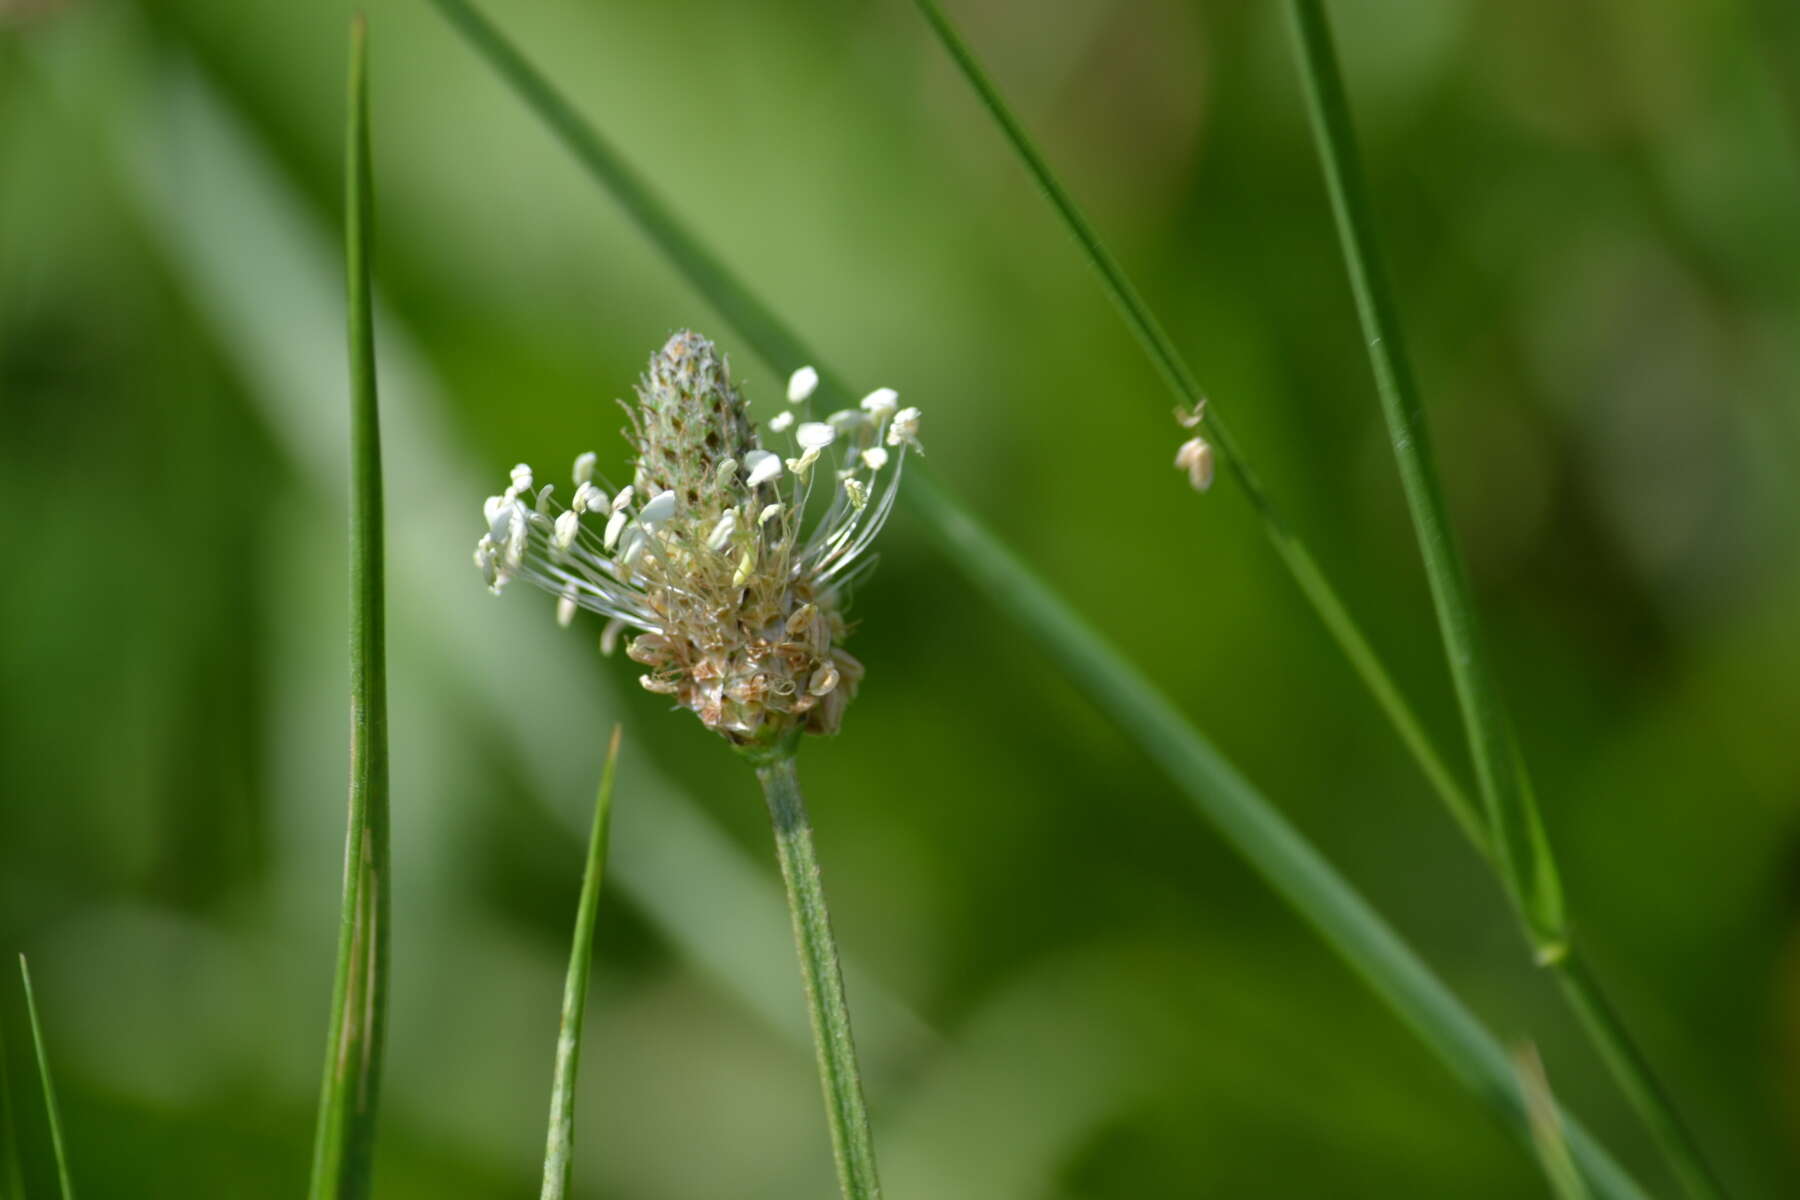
(474, 330), (920, 748)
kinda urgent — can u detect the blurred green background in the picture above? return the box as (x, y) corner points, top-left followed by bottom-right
(4, 0), (1799, 1195)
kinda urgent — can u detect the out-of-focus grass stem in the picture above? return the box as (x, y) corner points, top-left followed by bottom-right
(419, 3), (1648, 1192)
(1286, 2), (1723, 1196)
(18, 957), (73, 1200)
(909, 0), (1479, 845)
(307, 18), (392, 1200)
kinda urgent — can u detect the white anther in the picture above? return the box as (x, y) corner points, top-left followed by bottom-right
(639, 490), (677, 526)
(707, 510), (737, 550)
(573, 451), (598, 485)
(572, 481), (603, 513)
(510, 463), (534, 493)
(556, 585), (579, 628)
(610, 485), (634, 513)
(885, 406), (922, 449)
(860, 387), (898, 417)
(1174, 436), (1215, 492)
(796, 421), (835, 450)
(787, 366), (819, 403)
(621, 529), (649, 568)
(600, 618), (626, 656)
(787, 446), (821, 477)
(716, 459), (738, 487)
(861, 447), (889, 471)
(551, 509), (580, 556)
(744, 450), (783, 487)
(769, 411), (795, 433)
(604, 508), (628, 550)
(758, 503), (783, 526)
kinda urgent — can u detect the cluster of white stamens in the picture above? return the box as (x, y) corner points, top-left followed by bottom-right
(474, 330), (920, 744)
(1173, 400), (1214, 492)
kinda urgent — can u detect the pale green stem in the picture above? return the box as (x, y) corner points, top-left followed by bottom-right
(541, 726), (623, 1200)
(754, 754), (881, 1200)
(308, 19), (392, 1200)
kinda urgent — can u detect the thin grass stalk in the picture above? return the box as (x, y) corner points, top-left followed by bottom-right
(17, 957), (72, 1200)
(908, 0), (1481, 845)
(1284, 3), (1724, 1196)
(1517, 1044), (1594, 1200)
(754, 753), (881, 1200)
(419, 4), (1649, 1192)
(541, 726), (623, 1200)
(308, 18), (392, 1200)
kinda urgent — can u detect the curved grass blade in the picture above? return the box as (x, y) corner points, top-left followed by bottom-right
(308, 18), (392, 1200)
(541, 726), (623, 1200)
(18, 956), (73, 1200)
(908, 0), (1481, 848)
(419, 4), (1649, 1193)
(1285, 3), (1723, 1195)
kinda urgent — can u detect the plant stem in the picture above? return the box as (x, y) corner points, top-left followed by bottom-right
(541, 726), (623, 1200)
(17, 957), (72, 1200)
(1285, 2), (1722, 1195)
(910, 0), (1482, 845)
(308, 18), (391, 1200)
(1557, 952), (1725, 1200)
(423, 7), (1648, 1191)
(754, 754), (881, 1200)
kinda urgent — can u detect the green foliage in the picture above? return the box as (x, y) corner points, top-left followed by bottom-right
(540, 727), (622, 1200)
(307, 19), (392, 1200)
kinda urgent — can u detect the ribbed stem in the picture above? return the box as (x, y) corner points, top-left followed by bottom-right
(754, 755), (881, 1200)
(308, 20), (391, 1200)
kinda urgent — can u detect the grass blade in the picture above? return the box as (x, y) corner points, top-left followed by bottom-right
(754, 754), (882, 1200)
(908, 0), (1481, 847)
(17, 957), (73, 1200)
(541, 726), (623, 1200)
(420, 3), (1648, 1192)
(1517, 1043), (1594, 1200)
(1284, 0), (1562, 961)
(308, 17), (392, 1200)
(1285, 3), (1724, 1195)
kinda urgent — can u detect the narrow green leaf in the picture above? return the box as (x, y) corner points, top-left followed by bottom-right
(18, 956), (73, 1200)
(1284, 0), (1561, 960)
(908, 0), (1482, 849)
(308, 17), (392, 1200)
(421, 3), (1647, 1193)
(1516, 1043), (1593, 1200)
(1285, 4), (1724, 1196)
(754, 754), (882, 1200)
(541, 726), (623, 1200)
